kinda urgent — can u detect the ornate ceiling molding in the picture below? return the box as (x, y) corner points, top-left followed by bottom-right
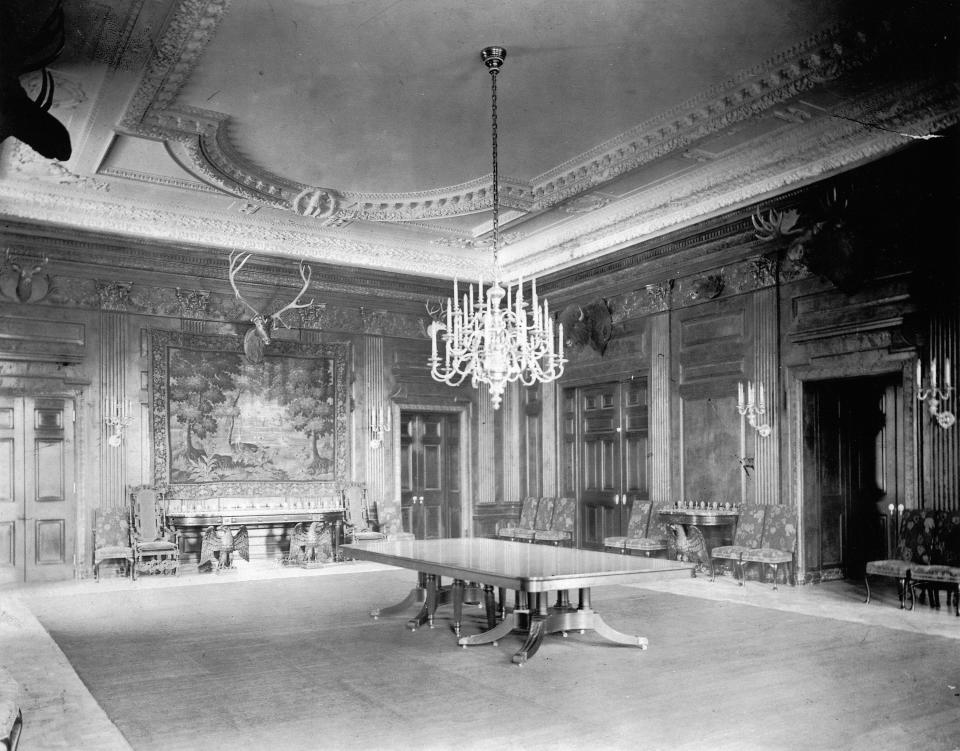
(503, 78), (960, 280)
(116, 2), (907, 227)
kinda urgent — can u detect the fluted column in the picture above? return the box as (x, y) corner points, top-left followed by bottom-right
(501, 382), (521, 504)
(753, 288), (780, 504)
(650, 313), (671, 502)
(540, 380), (558, 497)
(477, 384), (496, 504)
(99, 311), (127, 507)
(362, 335), (387, 510)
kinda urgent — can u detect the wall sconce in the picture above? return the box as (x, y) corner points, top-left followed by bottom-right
(369, 404), (392, 449)
(105, 399), (133, 447)
(917, 358), (954, 429)
(737, 380), (771, 437)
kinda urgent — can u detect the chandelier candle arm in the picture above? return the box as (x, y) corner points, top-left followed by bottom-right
(916, 356), (955, 429)
(427, 46), (567, 409)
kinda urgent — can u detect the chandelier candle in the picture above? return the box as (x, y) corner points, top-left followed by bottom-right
(428, 46), (566, 409)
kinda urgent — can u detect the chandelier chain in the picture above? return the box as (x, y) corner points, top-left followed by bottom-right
(490, 67), (500, 266)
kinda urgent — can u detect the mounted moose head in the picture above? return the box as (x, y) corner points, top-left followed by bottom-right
(559, 300), (613, 356)
(0, 250), (50, 303)
(228, 250), (314, 364)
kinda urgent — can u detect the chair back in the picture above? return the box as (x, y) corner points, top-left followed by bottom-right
(534, 497), (557, 529)
(896, 508), (940, 564)
(549, 497), (576, 533)
(625, 499), (652, 538)
(646, 501), (674, 539)
(517, 496), (540, 529)
(342, 483), (370, 528)
(758, 505), (797, 552)
(94, 508), (131, 549)
(131, 486), (164, 541)
(733, 504), (767, 548)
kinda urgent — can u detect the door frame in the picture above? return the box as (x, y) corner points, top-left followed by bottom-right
(788, 360), (914, 584)
(391, 400), (472, 537)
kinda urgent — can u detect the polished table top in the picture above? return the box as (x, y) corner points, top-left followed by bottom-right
(341, 538), (694, 592)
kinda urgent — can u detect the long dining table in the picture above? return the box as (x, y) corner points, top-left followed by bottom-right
(341, 537), (695, 665)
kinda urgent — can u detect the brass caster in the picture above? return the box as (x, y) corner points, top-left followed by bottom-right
(561, 631), (568, 638)
(492, 641), (498, 647)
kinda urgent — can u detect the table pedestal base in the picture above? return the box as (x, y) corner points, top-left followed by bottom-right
(369, 574), (491, 633)
(458, 588), (648, 665)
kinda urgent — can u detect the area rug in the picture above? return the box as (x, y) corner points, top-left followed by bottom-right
(27, 569), (960, 751)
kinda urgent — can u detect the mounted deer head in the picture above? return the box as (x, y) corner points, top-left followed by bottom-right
(228, 250), (313, 364)
(0, 249), (50, 303)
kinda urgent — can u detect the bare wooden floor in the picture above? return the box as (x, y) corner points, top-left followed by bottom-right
(11, 568), (960, 750)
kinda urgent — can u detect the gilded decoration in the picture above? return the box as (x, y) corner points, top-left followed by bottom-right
(150, 330), (349, 500)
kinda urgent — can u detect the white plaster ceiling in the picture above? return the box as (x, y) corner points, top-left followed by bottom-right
(1, 0), (958, 284)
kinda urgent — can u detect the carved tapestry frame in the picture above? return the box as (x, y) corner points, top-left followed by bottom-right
(150, 330), (349, 499)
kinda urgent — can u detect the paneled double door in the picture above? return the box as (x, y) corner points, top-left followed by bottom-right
(564, 380), (650, 549)
(400, 411), (461, 539)
(0, 396), (77, 583)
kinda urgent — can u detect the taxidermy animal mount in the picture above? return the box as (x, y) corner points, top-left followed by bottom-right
(0, 0), (72, 160)
(0, 250), (50, 303)
(559, 300), (613, 355)
(752, 188), (866, 293)
(228, 250), (314, 364)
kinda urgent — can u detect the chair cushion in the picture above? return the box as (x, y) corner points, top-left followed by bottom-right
(603, 536), (628, 549)
(534, 529), (572, 541)
(710, 545), (749, 561)
(94, 545), (132, 561)
(742, 547), (792, 564)
(354, 530), (386, 541)
(137, 540), (179, 552)
(512, 528), (536, 539)
(624, 537), (668, 551)
(910, 565), (960, 584)
(865, 559), (912, 577)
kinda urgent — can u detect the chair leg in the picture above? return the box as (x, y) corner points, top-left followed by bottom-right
(771, 564), (779, 591)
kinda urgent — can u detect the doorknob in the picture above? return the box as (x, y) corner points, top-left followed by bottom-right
(613, 494), (620, 505)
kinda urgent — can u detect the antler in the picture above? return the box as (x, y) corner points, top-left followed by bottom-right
(228, 250), (262, 319)
(269, 261), (313, 329)
(751, 208), (802, 242)
(425, 299), (445, 321)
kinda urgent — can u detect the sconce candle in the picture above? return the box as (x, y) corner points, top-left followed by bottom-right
(736, 379), (771, 438)
(917, 356), (955, 429)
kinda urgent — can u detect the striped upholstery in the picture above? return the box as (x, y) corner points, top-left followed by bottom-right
(604, 500), (652, 551)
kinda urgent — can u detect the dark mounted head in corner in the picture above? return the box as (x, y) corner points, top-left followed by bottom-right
(559, 300), (613, 356)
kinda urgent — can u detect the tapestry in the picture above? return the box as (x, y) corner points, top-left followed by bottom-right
(151, 330), (349, 499)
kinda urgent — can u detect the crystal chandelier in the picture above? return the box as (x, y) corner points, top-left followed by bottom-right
(428, 46), (566, 410)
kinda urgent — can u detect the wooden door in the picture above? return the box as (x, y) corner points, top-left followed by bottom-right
(803, 376), (902, 579)
(0, 396), (77, 583)
(400, 411), (460, 539)
(565, 380), (649, 549)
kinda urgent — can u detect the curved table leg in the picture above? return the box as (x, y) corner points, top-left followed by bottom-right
(512, 617), (547, 665)
(371, 572), (428, 618)
(458, 613), (517, 647)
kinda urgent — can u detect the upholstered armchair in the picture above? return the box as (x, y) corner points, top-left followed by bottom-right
(496, 496), (540, 541)
(534, 496), (577, 546)
(130, 486), (181, 579)
(741, 505), (798, 590)
(92, 507), (133, 581)
(624, 501), (673, 557)
(710, 504), (767, 583)
(604, 500), (652, 552)
(515, 496), (555, 542)
(342, 483), (387, 543)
